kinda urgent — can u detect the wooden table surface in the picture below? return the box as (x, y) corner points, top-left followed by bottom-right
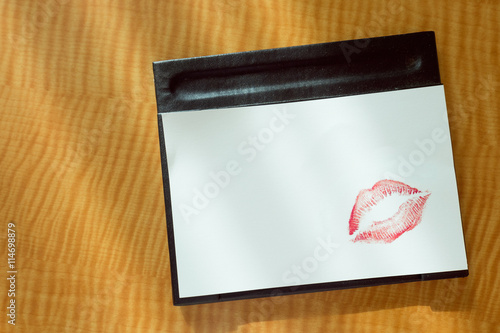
(1, 1), (499, 332)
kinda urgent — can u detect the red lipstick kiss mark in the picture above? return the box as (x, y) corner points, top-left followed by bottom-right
(349, 180), (430, 243)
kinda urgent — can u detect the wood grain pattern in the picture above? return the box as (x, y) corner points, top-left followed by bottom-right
(1, 0), (499, 332)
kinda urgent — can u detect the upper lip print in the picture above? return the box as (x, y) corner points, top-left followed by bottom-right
(349, 180), (431, 243)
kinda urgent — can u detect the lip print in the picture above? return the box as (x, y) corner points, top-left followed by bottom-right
(349, 180), (431, 243)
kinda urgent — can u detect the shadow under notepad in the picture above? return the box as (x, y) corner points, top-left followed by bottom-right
(180, 276), (471, 332)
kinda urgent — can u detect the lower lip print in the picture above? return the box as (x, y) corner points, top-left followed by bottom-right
(349, 180), (431, 243)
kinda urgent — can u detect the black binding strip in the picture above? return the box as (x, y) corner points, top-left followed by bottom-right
(153, 31), (441, 113)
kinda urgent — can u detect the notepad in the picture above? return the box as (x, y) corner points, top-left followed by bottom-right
(153, 32), (468, 305)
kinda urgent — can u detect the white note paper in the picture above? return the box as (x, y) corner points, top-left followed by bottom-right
(161, 85), (468, 298)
